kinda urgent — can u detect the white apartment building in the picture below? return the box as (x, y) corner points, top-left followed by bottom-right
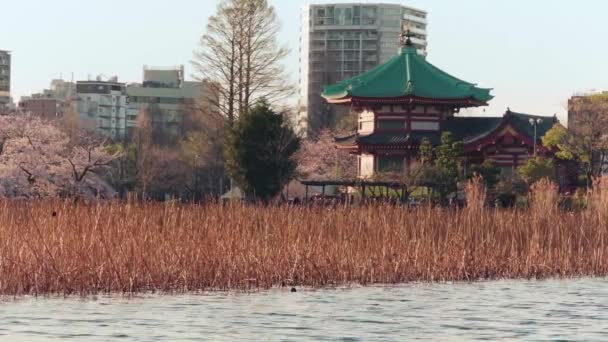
(298, 3), (428, 136)
(76, 79), (129, 139)
(76, 67), (216, 141)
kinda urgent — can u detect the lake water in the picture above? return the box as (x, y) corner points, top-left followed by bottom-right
(2, 279), (608, 341)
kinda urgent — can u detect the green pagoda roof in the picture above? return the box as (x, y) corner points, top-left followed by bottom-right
(322, 45), (493, 106)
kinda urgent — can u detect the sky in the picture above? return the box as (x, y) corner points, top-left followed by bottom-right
(2, 0), (608, 121)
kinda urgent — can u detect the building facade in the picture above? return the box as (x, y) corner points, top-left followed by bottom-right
(76, 79), (129, 139)
(19, 98), (65, 120)
(298, 3), (428, 136)
(0, 50), (11, 108)
(326, 34), (557, 178)
(19, 79), (76, 119)
(75, 67), (217, 141)
(126, 66), (203, 141)
(568, 90), (608, 130)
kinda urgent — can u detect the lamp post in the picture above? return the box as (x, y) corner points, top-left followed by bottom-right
(529, 118), (543, 157)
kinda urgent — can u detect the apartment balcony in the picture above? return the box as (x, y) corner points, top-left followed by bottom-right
(406, 27), (427, 36)
(318, 24), (379, 31)
(403, 14), (427, 24)
(362, 45), (378, 51)
(410, 37), (427, 46)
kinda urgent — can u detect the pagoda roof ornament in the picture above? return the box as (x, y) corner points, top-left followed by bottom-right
(399, 28), (415, 48)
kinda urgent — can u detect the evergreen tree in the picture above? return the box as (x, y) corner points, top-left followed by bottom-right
(518, 157), (555, 185)
(225, 101), (300, 201)
(435, 132), (463, 181)
(421, 132), (464, 202)
(469, 160), (501, 189)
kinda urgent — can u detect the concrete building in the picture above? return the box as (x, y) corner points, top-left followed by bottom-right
(44, 79), (76, 101)
(0, 50), (11, 109)
(568, 90), (608, 130)
(75, 67), (217, 141)
(76, 78), (129, 139)
(19, 79), (76, 119)
(298, 3), (428, 135)
(19, 98), (65, 120)
(126, 66), (208, 142)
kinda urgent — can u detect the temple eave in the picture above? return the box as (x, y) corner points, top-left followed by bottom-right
(324, 95), (488, 107)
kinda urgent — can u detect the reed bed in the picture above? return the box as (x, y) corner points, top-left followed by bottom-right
(1, 189), (608, 296)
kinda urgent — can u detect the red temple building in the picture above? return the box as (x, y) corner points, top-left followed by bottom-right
(323, 32), (558, 179)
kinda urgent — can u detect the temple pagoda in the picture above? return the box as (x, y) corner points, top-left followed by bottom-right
(323, 31), (557, 178)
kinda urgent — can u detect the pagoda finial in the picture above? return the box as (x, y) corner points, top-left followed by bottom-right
(400, 26), (414, 48)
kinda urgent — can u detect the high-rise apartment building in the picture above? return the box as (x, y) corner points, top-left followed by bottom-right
(0, 50), (11, 108)
(298, 3), (428, 135)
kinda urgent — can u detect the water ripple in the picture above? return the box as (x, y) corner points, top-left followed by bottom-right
(1, 279), (607, 341)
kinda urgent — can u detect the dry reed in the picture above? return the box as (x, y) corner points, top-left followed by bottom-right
(1, 190), (607, 296)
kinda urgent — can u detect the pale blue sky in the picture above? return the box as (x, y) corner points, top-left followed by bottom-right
(2, 0), (608, 121)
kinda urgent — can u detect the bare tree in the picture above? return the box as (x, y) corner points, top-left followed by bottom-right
(193, 0), (293, 127)
(132, 108), (156, 198)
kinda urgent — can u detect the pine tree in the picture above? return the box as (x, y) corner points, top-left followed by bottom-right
(225, 101), (300, 201)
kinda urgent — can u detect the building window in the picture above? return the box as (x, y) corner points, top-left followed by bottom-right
(377, 120), (405, 130)
(411, 121), (439, 131)
(377, 156), (404, 173)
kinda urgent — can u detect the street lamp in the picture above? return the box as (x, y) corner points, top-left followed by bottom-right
(529, 118), (543, 157)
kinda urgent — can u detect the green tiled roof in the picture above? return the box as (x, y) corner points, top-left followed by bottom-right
(323, 46), (493, 104)
(336, 111), (558, 148)
(504, 111), (556, 142)
(444, 117), (504, 143)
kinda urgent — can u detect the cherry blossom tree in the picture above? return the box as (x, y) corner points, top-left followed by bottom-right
(297, 129), (357, 180)
(0, 115), (118, 199)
